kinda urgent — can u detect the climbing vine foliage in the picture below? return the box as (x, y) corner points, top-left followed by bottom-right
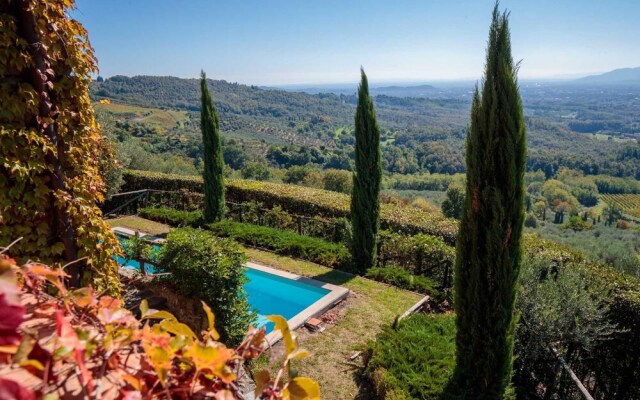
(0, 0), (120, 293)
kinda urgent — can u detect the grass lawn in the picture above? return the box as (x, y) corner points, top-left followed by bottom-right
(106, 216), (172, 236)
(104, 216), (422, 398)
(245, 248), (422, 399)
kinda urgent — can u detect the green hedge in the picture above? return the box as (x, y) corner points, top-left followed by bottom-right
(139, 207), (203, 227)
(365, 266), (437, 296)
(121, 169), (458, 244)
(208, 221), (352, 270)
(363, 313), (456, 400)
(158, 228), (254, 346)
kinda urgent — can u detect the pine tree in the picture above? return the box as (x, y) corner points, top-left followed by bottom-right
(450, 5), (526, 399)
(200, 71), (225, 223)
(351, 68), (382, 273)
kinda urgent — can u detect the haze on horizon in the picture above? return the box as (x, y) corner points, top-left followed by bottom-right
(74, 0), (640, 86)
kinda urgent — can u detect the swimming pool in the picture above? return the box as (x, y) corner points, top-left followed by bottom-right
(114, 234), (333, 334)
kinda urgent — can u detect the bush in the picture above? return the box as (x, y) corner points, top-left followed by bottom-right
(441, 182), (465, 219)
(139, 206), (203, 227)
(365, 265), (437, 296)
(514, 254), (618, 398)
(379, 231), (455, 288)
(524, 213), (538, 228)
(523, 234), (640, 399)
(322, 168), (353, 194)
(616, 220), (632, 230)
(121, 170), (459, 244)
(363, 314), (456, 400)
(241, 162), (271, 181)
(208, 221), (352, 270)
(563, 215), (593, 231)
(159, 228), (254, 345)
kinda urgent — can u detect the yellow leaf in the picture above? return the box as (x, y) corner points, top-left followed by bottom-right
(158, 319), (197, 340)
(185, 341), (236, 384)
(254, 369), (271, 397)
(19, 359), (44, 371)
(140, 299), (148, 316)
(267, 315), (296, 356)
(141, 310), (176, 321)
(284, 377), (320, 400)
(202, 301), (220, 340)
(142, 344), (172, 387)
(287, 349), (310, 361)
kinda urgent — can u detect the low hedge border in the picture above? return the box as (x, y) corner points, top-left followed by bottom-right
(208, 220), (353, 271)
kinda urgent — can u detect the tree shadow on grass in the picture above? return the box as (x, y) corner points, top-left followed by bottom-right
(308, 268), (357, 286)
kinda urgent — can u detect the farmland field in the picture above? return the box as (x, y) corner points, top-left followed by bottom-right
(601, 194), (640, 217)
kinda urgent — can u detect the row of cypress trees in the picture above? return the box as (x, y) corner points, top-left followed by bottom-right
(200, 3), (525, 397)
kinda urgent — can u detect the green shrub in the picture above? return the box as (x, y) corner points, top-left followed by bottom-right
(208, 221), (352, 270)
(365, 265), (437, 296)
(524, 213), (538, 228)
(563, 215), (593, 231)
(121, 170), (458, 244)
(514, 254), (618, 398)
(363, 314), (456, 400)
(139, 206), (203, 227)
(379, 231), (455, 288)
(522, 234), (640, 399)
(159, 228), (254, 345)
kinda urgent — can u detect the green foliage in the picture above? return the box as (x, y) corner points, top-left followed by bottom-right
(322, 168), (353, 194)
(379, 231), (455, 289)
(139, 206), (203, 227)
(514, 254), (618, 398)
(522, 234), (640, 399)
(208, 221), (351, 270)
(452, 6), (527, 398)
(386, 172), (464, 192)
(365, 266), (437, 296)
(363, 314), (456, 400)
(159, 228), (253, 345)
(0, 0), (120, 293)
(524, 213), (538, 228)
(283, 165), (315, 184)
(351, 69), (383, 272)
(563, 215), (593, 232)
(200, 71), (225, 223)
(241, 161), (272, 181)
(120, 170), (459, 244)
(441, 182), (465, 219)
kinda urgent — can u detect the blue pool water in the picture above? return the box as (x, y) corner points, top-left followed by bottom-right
(115, 235), (328, 333)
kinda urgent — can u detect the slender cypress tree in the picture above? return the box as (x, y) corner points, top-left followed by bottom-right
(451, 4), (526, 399)
(351, 68), (382, 273)
(200, 71), (225, 222)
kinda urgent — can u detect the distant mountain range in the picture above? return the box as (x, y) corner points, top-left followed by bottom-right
(576, 67), (640, 84)
(280, 83), (438, 97)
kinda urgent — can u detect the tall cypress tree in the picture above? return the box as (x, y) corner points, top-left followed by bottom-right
(351, 68), (382, 273)
(451, 5), (526, 399)
(200, 71), (225, 223)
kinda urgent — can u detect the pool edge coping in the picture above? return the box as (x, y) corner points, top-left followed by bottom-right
(246, 262), (350, 346)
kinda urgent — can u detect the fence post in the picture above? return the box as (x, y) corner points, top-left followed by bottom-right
(297, 216), (303, 235)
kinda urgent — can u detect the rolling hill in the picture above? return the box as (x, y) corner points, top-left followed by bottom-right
(576, 67), (640, 84)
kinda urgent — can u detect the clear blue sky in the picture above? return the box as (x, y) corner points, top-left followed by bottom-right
(73, 0), (640, 85)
